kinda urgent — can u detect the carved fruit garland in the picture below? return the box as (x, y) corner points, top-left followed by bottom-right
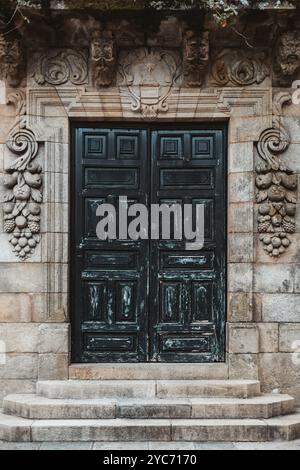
(3, 92), (42, 260)
(256, 94), (297, 257)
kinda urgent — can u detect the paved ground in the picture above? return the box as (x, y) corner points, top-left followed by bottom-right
(0, 440), (300, 450)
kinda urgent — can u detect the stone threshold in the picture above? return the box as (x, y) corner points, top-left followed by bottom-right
(69, 363), (229, 380)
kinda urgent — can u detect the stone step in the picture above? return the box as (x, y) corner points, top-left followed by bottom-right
(37, 380), (261, 399)
(3, 394), (294, 420)
(69, 363), (228, 380)
(1, 412), (300, 442)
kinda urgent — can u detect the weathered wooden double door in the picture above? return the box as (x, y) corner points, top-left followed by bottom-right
(71, 125), (226, 363)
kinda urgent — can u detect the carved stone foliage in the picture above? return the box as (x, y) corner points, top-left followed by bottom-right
(211, 49), (269, 86)
(33, 49), (88, 86)
(0, 34), (24, 87)
(3, 91), (42, 260)
(183, 30), (209, 87)
(256, 93), (297, 258)
(118, 48), (182, 118)
(90, 30), (116, 87)
(275, 30), (300, 78)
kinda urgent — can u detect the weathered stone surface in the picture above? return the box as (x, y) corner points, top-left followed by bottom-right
(279, 324), (300, 352)
(0, 412), (32, 442)
(259, 353), (300, 393)
(228, 293), (253, 322)
(229, 173), (254, 203)
(156, 380), (260, 399)
(228, 203), (254, 233)
(0, 294), (32, 322)
(229, 142), (254, 173)
(38, 354), (69, 380)
(38, 324), (69, 354)
(31, 419), (172, 442)
(258, 323), (279, 353)
(254, 265), (294, 293)
(3, 395), (116, 420)
(0, 324), (39, 353)
(69, 363), (229, 380)
(229, 234), (254, 263)
(228, 263), (253, 293)
(37, 380), (157, 399)
(31, 293), (68, 323)
(262, 294), (300, 322)
(0, 264), (46, 293)
(229, 354), (259, 381)
(118, 399), (191, 419)
(0, 354), (38, 379)
(0, 380), (35, 402)
(228, 324), (259, 354)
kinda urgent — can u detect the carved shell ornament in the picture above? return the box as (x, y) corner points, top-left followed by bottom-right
(256, 94), (297, 258)
(3, 92), (42, 260)
(118, 48), (182, 118)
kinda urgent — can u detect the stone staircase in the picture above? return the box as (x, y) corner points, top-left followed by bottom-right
(1, 364), (300, 443)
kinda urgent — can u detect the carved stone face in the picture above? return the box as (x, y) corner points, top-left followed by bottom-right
(277, 31), (300, 76)
(0, 35), (22, 86)
(91, 36), (114, 67)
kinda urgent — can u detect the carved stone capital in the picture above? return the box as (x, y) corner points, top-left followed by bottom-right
(0, 34), (24, 87)
(3, 90), (42, 260)
(90, 29), (116, 87)
(211, 49), (269, 86)
(256, 92), (297, 258)
(183, 30), (209, 87)
(275, 30), (300, 79)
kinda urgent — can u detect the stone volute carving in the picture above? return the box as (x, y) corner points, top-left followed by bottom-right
(33, 49), (88, 86)
(3, 91), (42, 260)
(211, 49), (269, 86)
(183, 30), (209, 86)
(0, 34), (24, 87)
(118, 48), (182, 118)
(256, 92), (297, 258)
(275, 30), (300, 77)
(90, 30), (116, 87)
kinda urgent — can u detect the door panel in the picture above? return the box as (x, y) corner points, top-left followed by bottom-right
(71, 125), (226, 363)
(72, 128), (149, 362)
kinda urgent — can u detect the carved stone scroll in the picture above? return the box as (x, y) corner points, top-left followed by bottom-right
(256, 93), (297, 257)
(118, 47), (182, 118)
(211, 49), (269, 86)
(3, 91), (42, 260)
(33, 49), (88, 86)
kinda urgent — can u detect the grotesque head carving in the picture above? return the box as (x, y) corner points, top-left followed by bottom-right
(276, 30), (300, 76)
(90, 30), (116, 86)
(0, 34), (23, 87)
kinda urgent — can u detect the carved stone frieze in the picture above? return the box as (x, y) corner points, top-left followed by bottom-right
(118, 47), (182, 118)
(211, 49), (269, 86)
(3, 91), (42, 260)
(183, 30), (209, 87)
(90, 30), (116, 87)
(275, 30), (300, 78)
(256, 93), (297, 258)
(33, 49), (88, 86)
(0, 34), (24, 87)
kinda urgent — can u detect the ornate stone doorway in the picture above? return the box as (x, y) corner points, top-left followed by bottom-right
(71, 124), (226, 363)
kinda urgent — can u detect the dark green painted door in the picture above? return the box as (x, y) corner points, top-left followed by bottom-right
(71, 125), (226, 363)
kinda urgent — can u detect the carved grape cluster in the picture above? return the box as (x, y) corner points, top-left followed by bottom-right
(256, 162), (297, 257)
(3, 163), (42, 260)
